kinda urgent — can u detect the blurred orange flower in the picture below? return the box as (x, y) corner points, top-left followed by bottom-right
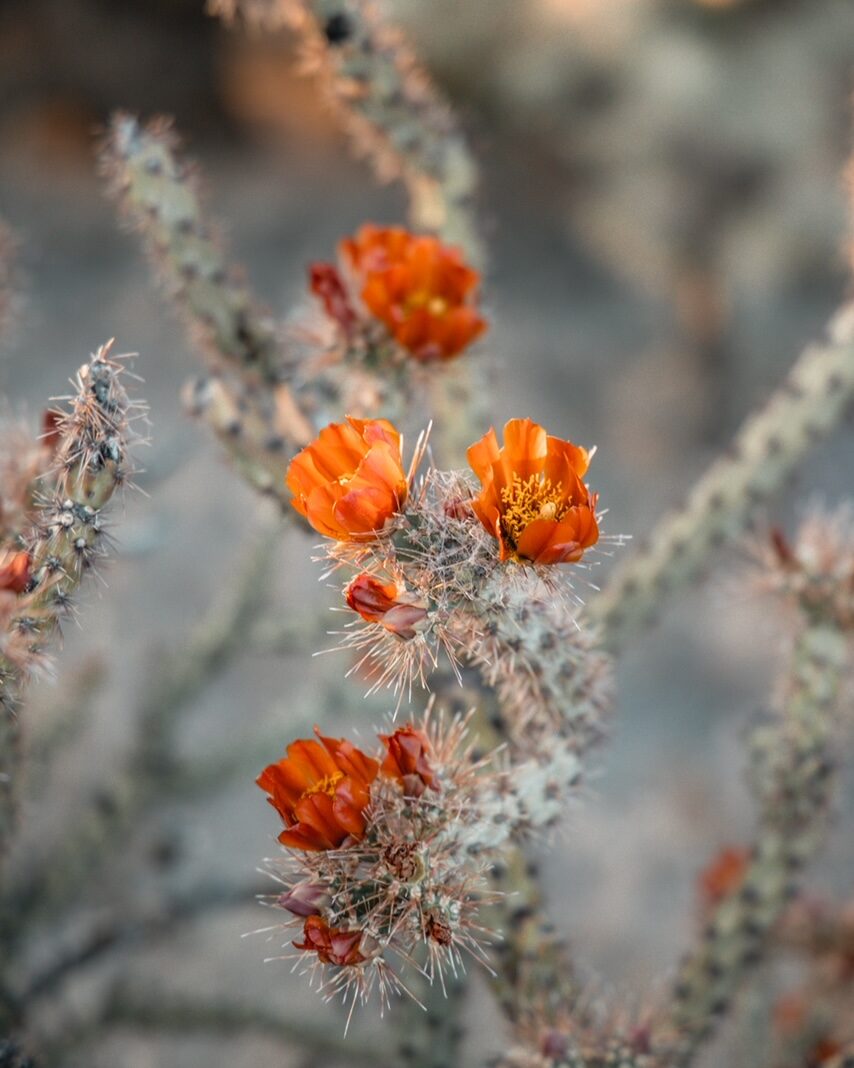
(0, 549), (31, 594)
(467, 418), (599, 564)
(294, 915), (366, 966)
(345, 573), (428, 640)
(286, 417), (408, 540)
(698, 846), (750, 910)
(257, 729), (379, 851)
(341, 224), (486, 361)
(381, 724), (437, 795)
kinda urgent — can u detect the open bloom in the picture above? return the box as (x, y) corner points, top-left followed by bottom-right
(381, 724), (437, 796)
(294, 915), (367, 966)
(345, 573), (429, 640)
(257, 730), (379, 851)
(286, 417), (408, 540)
(340, 224), (486, 361)
(467, 418), (599, 564)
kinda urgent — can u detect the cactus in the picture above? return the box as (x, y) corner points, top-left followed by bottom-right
(589, 305), (854, 650)
(210, 0), (483, 265)
(101, 115), (314, 503)
(0, 343), (143, 873)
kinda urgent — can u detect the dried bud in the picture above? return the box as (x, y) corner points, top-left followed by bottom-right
(345, 574), (429, 640)
(278, 881), (332, 918)
(380, 724), (437, 796)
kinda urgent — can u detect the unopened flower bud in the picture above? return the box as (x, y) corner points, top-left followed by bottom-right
(0, 549), (31, 594)
(278, 881), (332, 918)
(345, 574), (429, 641)
(380, 724), (437, 796)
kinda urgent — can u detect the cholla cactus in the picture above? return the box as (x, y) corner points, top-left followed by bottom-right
(209, 0), (483, 263)
(287, 415), (614, 758)
(0, 342), (144, 867)
(256, 708), (588, 1015)
(101, 117), (488, 501)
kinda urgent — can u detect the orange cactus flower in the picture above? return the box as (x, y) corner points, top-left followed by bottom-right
(286, 417), (408, 540)
(698, 846), (750, 910)
(294, 915), (367, 966)
(257, 729), (379, 851)
(380, 724), (437, 795)
(0, 550), (31, 594)
(340, 224), (486, 362)
(467, 418), (599, 565)
(345, 573), (429, 640)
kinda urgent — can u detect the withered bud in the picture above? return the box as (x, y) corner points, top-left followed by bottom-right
(425, 912), (453, 946)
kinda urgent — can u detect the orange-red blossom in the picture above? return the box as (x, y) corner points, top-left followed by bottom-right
(257, 730), (379, 851)
(341, 224), (486, 362)
(286, 417), (408, 540)
(467, 418), (599, 565)
(345, 573), (428, 640)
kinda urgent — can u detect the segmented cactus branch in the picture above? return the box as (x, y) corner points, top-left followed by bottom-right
(660, 615), (850, 1064)
(211, 0), (483, 265)
(101, 115), (314, 503)
(589, 306), (854, 649)
(484, 847), (580, 1031)
(0, 343), (142, 870)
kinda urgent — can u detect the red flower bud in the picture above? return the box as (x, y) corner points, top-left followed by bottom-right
(345, 574), (428, 641)
(0, 550), (31, 594)
(380, 724), (437, 796)
(698, 846), (750, 911)
(309, 262), (357, 335)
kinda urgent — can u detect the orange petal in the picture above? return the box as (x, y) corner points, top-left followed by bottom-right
(467, 428), (501, 483)
(544, 436), (590, 480)
(514, 518), (562, 563)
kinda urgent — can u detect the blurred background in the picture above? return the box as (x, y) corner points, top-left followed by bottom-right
(2, 0), (854, 1064)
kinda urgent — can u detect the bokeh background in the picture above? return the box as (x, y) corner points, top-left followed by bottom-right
(2, 0), (854, 1064)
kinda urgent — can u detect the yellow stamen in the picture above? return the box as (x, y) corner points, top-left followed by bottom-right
(499, 474), (567, 546)
(302, 772), (344, 800)
(405, 292), (448, 317)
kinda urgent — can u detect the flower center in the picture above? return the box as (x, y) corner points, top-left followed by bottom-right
(499, 474), (567, 547)
(405, 290), (448, 317)
(302, 772), (344, 800)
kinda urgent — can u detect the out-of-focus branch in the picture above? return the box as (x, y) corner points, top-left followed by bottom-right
(0, 219), (20, 344)
(0, 343), (144, 873)
(0, 511), (281, 945)
(211, 0), (483, 266)
(101, 114), (314, 504)
(40, 984), (384, 1067)
(658, 612), (850, 1064)
(589, 305), (854, 649)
